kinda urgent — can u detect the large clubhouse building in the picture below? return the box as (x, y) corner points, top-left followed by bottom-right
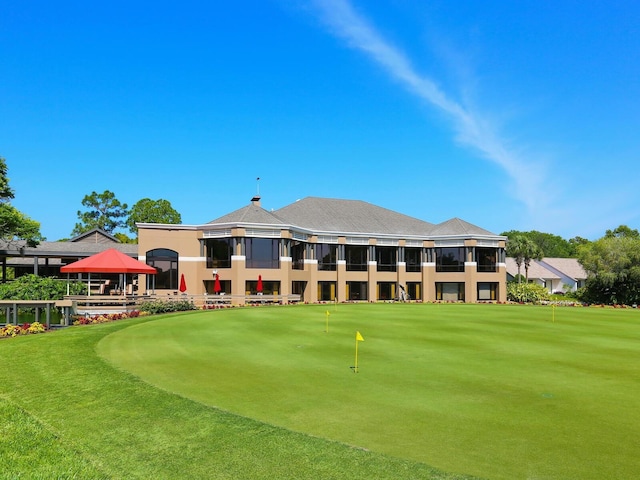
(137, 197), (508, 304)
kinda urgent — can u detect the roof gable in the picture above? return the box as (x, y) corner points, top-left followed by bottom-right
(209, 203), (287, 226)
(430, 218), (497, 236)
(538, 258), (587, 280)
(505, 258), (560, 279)
(70, 228), (120, 244)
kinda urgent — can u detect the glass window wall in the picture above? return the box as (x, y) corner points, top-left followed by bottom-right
(246, 238), (280, 269)
(146, 248), (178, 290)
(346, 246), (368, 271)
(435, 247), (465, 272)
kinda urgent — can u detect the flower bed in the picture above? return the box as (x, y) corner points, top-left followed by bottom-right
(72, 310), (146, 325)
(0, 322), (46, 337)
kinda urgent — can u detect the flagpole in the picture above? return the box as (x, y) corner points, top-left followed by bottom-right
(325, 310), (330, 333)
(354, 336), (359, 373)
(354, 331), (364, 373)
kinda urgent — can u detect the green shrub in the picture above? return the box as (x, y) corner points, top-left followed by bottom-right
(507, 282), (550, 303)
(0, 274), (85, 300)
(139, 298), (197, 314)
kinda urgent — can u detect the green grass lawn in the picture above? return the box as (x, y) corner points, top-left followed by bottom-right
(2, 303), (640, 479)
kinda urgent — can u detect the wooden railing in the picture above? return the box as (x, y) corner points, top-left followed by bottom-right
(64, 293), (302, 315)
(0, 300), (60, 327)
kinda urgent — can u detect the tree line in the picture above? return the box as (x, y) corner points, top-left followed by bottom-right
(503, 226), (640, 305)
(1, 156), (181, 244)
(70, 190), (181, 243)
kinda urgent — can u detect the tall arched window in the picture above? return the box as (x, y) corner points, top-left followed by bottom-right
(146, 248), (178, 290)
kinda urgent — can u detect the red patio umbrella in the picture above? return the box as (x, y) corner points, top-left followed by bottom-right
(179, 273), (187, 293)
(60, 248), (156, 296)
(257, 275), (263, 293)
(60, 248), (156, 274)
(214, 274), (221, 294)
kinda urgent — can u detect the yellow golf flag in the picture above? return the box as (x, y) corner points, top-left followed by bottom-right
(356, 331), (364, 341)
(326, 310), (330, 316)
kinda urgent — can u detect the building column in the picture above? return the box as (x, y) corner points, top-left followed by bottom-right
(305, 242), (319, 304)
(423, 247), (435, 302)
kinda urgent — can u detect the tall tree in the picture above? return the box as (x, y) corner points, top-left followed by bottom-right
(506, 235), (543, 283)
(578, 227), (640, 305)
(604, 225), (639, 239)
(521, 237), (543, 282)
(506, 235), (527, 283)
(126, 198), (182, 234)
(501, 230), (572, 258)
(71, 190), (129, 236)
(0, 157), (43, 247)
(568, 236), (591, 256)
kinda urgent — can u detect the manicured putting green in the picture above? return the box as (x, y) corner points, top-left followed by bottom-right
(98, 303), (640, 480)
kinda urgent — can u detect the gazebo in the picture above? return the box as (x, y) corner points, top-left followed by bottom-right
(60, 248), (156, 296)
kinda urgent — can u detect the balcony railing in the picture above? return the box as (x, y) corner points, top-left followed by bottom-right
(346, 262), (367, 271)
(377, 263), (397, 272)
(318, 262), (337, 271)
(436, 264), (465, 273)
(477, 263), (497, 273)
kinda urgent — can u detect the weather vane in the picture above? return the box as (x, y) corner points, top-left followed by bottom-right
(256, 177), (260, 196)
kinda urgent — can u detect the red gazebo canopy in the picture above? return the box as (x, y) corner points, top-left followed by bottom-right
(60, 248), (156, 274)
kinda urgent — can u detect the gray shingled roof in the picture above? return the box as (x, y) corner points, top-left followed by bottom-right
(430, 217), (496, 236)
(208, 203), (287, 225)
(274, 197), (434, 236)
(506, 257), (560, 279)
(539, 258), (587, 280)
(0, 240), (138, 257)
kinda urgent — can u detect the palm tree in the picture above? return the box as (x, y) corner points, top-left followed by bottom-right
(506, 236), (526, 283)
(522, 238), (543, 282)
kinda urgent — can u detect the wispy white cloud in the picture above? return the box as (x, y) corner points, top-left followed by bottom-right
(309, 0), (547, 213)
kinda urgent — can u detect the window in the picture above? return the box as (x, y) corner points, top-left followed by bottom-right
(436, 247), (465, 272)
(407, 282), (421, 300)
(405, 248), (421, 272)
(477, 247), (497, 273)
(291, 241), (305, 270)
(377, 282), (395, 300)
(376, 247), (396, 272)
(246, 280), (280, 295)
(346, 245), (367, 271)
(317, 244), (337, 271)
(146, 248), (178, 290)
(206, 238), (232, 269)
(318, 281), (336, 301)
(206, 279), (230, 295)
(246, 238), (280, 269)
(292, 281), (307, 298)
(435, 282), (465, 301)
(347, 281), (368, 301)
(477, 282), (498, 300)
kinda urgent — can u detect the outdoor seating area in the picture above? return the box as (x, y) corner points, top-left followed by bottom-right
(65, 294), (144, 316)
(60, 292), (303, 316)
(203, 293), (302, 307)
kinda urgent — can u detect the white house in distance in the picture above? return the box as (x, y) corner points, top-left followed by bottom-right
(506, 257), (587, 293)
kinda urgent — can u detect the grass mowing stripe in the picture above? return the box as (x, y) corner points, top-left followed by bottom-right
(0, 397), (107, 479)
(0, 311), (475, 480)
(98, 303), (640, 480)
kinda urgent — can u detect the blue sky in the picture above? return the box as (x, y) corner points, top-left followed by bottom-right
(2, 1), (639, 241)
